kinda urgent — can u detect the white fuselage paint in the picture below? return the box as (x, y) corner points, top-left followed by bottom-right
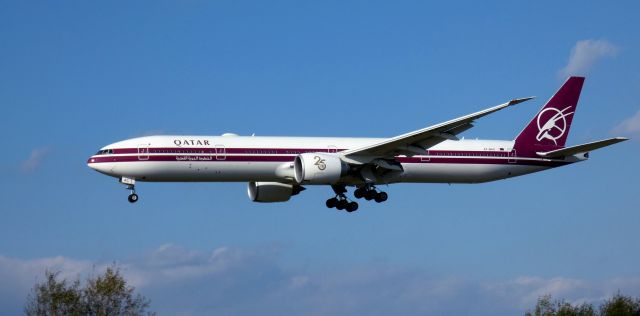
(87, 135), (570, 185)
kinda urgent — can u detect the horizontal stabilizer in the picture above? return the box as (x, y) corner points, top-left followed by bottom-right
(537, 137), (629, 158)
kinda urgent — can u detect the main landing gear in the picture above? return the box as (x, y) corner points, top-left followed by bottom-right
(326, 195), (359, 212)
(326, 184), (389, 212)
(353, 184), (388, 203)
(326, 185), (358, 212)
(121, 177), (139, 203)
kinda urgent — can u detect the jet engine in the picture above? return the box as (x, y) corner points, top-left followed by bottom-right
(294, 153), (349, 184)
(247, 181), (305, 202)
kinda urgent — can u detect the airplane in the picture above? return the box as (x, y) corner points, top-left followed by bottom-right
(87, 77), (628, 212)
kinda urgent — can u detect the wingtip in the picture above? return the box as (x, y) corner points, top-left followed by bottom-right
(508, 96), (536, 106)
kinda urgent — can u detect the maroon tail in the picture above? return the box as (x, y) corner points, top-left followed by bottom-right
(513, 76), (585, 156)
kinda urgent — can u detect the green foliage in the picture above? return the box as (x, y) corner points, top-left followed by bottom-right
(24, 271), (83, 316)
(599, 292), (640, 316)
(526, 293), (640, 316)
(24, 265), (153, 316)
(524, 295), (595, 316)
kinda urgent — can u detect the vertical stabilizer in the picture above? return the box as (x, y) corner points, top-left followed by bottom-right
(514, 76), (584, 155)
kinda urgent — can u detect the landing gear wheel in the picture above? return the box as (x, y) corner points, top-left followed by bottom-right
(326, 197), (338, 208)
(364, 190), (376, 201)
(128, 193), (139, 203)
(327, 186), (361, 212)
(336, 199), (348, 210)
(374, 192), (388, 203)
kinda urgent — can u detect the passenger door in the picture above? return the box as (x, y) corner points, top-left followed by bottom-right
(138, 144), (149, 161)
(421, 150), (430, 162)
(508, 149), (517, 163)
(215, 144), (226, 160)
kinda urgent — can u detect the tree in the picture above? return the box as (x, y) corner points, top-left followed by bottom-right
(25, 265), (153, 316)
(525, 295), (595, 316)
(599, 292), (640, 316)
(525, 293), (640, 316)
(24, 271), (83, 316)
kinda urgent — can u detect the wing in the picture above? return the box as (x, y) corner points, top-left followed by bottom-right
(341, 97), (535, 163)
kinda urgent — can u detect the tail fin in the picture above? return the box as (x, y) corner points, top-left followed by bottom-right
(514, 76), (585, 155)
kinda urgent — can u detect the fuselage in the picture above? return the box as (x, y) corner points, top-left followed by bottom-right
(87, 135), (577, 185)
(86, 77), (625, 209)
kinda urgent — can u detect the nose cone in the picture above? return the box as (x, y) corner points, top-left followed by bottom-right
(87, 156), (97, 169)
(87, 151), (115, 176)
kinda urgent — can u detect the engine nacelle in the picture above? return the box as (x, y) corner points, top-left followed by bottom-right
(294, 153), (348, 184)
(247, 182), (305, 203)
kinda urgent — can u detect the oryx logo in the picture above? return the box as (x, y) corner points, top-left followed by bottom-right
(313, 156), (326, 170)
(536, 106), (574, 145)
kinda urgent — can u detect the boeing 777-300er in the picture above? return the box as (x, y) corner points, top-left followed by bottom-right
(88, 77), (628, 212)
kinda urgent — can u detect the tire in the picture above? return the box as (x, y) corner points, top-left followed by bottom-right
(354, 188), (364, 199)
(374, 192), (388, 203)
(346, 202), (359, 212)
(364, 190), (376, 201)
(128, 193), (139, 203)
(336, 199), (348, 210)
(326, 197), (338, 208)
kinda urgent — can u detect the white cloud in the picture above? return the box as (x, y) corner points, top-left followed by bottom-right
(486, 276), (594, 308)
(2, 245), (640, 316)
(20, 147), (50, 173)
(612, 109), (640, 139)
(558, 39), (618, 77)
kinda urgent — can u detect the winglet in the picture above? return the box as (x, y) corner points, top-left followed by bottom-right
(508, 96), (535, 106)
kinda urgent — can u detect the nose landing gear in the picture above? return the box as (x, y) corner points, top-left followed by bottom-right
(121, 177), (139, 203)
(128, 194), (139, 203)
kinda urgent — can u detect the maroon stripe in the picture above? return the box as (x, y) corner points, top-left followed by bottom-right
(89, 155), (295, 163)
(88, 154), (568, 167)
(109, 148), (346, 155)
(102, 147), (513, 156)
(397, 157), (568, 167)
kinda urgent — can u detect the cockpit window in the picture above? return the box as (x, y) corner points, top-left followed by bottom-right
(95, 149), (113, 155)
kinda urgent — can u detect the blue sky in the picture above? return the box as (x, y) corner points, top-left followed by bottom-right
(1, 1), (639, 315)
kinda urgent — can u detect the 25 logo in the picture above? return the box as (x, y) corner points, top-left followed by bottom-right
(313, 156), (326, 170)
